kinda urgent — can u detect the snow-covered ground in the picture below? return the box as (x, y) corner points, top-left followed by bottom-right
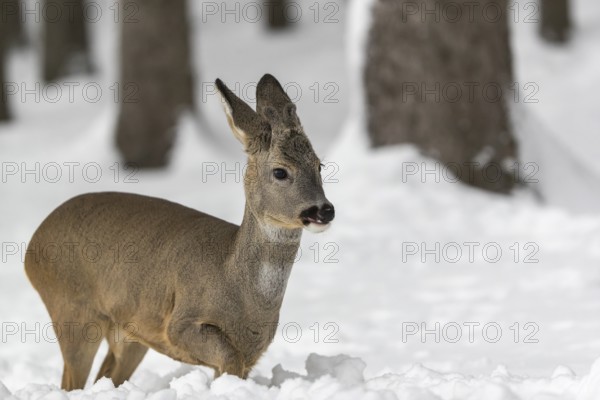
(1, 0), (600, 398)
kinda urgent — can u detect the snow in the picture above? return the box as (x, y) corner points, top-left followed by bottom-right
(2, 355), (600, 399)
(2, 0), (600, 398)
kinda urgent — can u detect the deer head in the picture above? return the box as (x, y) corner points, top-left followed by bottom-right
(216, 74), (335, 234)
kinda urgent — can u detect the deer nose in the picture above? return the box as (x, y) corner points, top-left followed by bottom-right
(318, 203), (335, 223)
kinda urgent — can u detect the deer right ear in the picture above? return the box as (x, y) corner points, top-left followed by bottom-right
(215, 78), (262, 147)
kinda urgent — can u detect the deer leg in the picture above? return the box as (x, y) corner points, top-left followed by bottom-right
(95, 350), (116, 382)
(53, 310), (106, 390)
(95, 330), (148, 386)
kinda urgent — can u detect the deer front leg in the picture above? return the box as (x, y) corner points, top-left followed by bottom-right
(167, 319), (245, 378)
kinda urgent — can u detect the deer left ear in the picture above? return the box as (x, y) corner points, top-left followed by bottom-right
(216, 78), (263, 147)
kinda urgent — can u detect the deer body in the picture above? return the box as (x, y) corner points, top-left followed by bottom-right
(24, 75), (334, 390)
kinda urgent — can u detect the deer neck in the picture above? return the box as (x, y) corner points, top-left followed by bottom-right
(231, 205), (302, 303)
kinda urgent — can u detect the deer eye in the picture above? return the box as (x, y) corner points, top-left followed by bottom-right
(273, 168), (288, 180)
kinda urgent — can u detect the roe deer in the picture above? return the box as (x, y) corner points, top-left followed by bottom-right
(24, 74), (335, 390)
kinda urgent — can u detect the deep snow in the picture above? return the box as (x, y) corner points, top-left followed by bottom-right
(1, 0), (600, 399)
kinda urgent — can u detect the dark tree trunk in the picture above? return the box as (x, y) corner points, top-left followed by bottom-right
(365, 0), (518, 193)
(266, 0), (290, 29)
(3, 0), (25, 46)
(540, 0), (571, 43)
(0, 60), (7, 121)
(0, 55), (7, 121)
(115, 0), (194, 168)
(0, 7), (10, 121)
(43, 0), (91, 82)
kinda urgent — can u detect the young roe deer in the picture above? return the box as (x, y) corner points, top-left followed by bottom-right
(24, 74), (335, 391)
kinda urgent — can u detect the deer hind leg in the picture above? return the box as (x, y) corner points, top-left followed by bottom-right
(53, 308), (106, 391)
(95, 322), (148, 387)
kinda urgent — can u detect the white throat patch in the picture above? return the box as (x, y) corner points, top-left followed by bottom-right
(258, 262), (292, 300)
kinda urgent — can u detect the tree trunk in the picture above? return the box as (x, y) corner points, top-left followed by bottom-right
(266, 0), (289, 29)
(0, 61), (7, 121)
(115, 0), (194, 168)
(365, 0), (518, 193)
(43, 0), (91, 82)
(0, 7), (10, 121)
(540, 0), (571, 43)
(3, 0), (26, 46)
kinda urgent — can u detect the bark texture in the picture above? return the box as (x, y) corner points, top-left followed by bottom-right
(2, 0), (25, 46)
(0, 6), (10, 121)
(267, 0), (290, 29)
(365, 0), (518, 193)
(43, 0), (91, 82)
(115, 0), (194, 168)
(540, 0), (571, 43)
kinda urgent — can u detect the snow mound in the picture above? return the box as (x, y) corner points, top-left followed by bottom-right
(271, 353), (366, 387)
(4, 355), (600, 399)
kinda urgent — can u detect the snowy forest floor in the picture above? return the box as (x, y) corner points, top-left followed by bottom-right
(1, 0), (600, 399)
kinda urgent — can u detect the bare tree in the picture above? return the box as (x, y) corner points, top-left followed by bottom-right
(0, 59), (7, 121)
(266, 0), (290, 29)
(115, 0), (194, 167)
(540, 0), (571, 43)
(43, 0), (91, 82)
(365, 0), (518, 193)
(3, 0), (25, 46)
(0, 7), (10, 121)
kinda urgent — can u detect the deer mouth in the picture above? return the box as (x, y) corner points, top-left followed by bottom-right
(301, 216), (328, 226)
(301, 217), (331, 233)
(300, 205), (334, 233)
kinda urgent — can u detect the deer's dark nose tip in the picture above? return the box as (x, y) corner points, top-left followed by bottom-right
(319, 203), (335, 223)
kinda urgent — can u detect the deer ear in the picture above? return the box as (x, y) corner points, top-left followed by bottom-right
(261, 106), (280, 125)
(215, 78), (262, 146)
(256, 74), (292, 113)
(283, 103), (299, 125)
